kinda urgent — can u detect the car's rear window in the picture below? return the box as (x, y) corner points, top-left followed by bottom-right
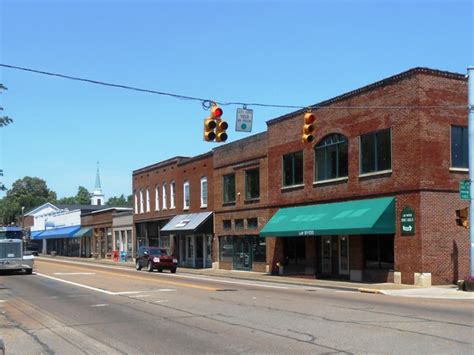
(149, 249), (167, 256)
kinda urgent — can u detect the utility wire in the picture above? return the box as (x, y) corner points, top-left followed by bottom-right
(0, 63), (467, 111)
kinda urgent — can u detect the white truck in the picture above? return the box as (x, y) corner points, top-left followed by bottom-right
(0, 227), (34, 274)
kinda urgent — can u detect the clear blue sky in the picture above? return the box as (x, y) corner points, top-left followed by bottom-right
(0, 0), (472, 199)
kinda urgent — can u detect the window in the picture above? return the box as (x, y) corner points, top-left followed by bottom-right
(155, 185), (160, 211)
(223, 220), (232, 230)
(146, 188), (150, 212)
(139, 189), (144, 214)
(162, 183), (167, 209)
(170, 181), (176, 208)
(245, 169), (260, 200)
(235, 219), (244, 230)
(364, 235), (394, 270)
(247, 218), (258, 230)
(282, 151), (303, 186)
(200, 177), (208, 207)
(253, 236), (266, 262)
(183, 181), (190, 209)
(219, 236), (234, 262)
(315, 134), (348, 181)
(223, 174), (236, 203)
(134, 192), (138, 214)
(451, 126), (468, 168)
(360, 128), (391, 174)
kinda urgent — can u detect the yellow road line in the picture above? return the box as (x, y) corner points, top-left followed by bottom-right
(36, 259), (217, 291)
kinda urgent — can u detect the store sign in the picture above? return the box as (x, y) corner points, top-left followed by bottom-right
(400, 206), (415, 236)
(460, 180), (471, 200)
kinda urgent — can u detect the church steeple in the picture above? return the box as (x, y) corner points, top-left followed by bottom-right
(91, 161), (105, 206)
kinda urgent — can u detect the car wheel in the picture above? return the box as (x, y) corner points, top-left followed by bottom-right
(157, 268), (163, 273)
(25, 268), (33, 275)
(147, 261), (154, 272)
(171, 268), (177, 274)
(136, 260), (142, 271)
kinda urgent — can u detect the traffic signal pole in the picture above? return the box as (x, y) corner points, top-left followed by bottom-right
(468, 66), (474, 277)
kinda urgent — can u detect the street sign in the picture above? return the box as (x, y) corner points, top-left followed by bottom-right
(460, 180), (471, 200)
(235, 108), (253, 132)
(400, 206), (415, 236)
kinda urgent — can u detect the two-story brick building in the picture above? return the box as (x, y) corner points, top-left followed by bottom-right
(133, 67), (469, 285)
(133, 153), (215, 268)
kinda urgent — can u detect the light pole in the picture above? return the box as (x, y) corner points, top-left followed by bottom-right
(21, 206), (25, 230)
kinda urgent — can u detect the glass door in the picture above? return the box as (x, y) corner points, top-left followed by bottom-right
(233, 236), (252, 270)
(321, 236), (332, 274)
(338, 236), (350, 275)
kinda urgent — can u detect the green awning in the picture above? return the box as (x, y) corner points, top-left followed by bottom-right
(260, 197), (395, 237)
(73, 227), (92, 238)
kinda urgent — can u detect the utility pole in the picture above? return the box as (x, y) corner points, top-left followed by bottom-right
(468, 66), (474, 278)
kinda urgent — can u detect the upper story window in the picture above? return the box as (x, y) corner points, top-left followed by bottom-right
(282, 151), (303, 187)
(134, 191), (138, 214)
(183, 181), (190, 210)
(139, 189), (144, 214)
(145, 188), (150, 212)
(223, 173), (236, 203)
(315, 134), (348, 181)
(245, 169), (260, 200)
(200, 177), (208, 208)
(451, 126), (468, 168)
(170, 181), (176, 209)
(360, 128), (391, 174)
(155, 185), (160, 211)
(162, 183), (167, 210)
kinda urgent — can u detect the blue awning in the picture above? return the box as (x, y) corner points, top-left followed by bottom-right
(32, 226), (81, 240)
(31, 230), (43, 238)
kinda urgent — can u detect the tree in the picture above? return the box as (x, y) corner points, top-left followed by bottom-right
(75, 186), (91, 205)
(0, 176), (57, 225)
(57, 196), (76, 205)
(106, 194), (132, 207)
(0, 84), (13, 191)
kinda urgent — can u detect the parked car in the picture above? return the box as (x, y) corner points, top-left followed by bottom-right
(135, 247), (178, 273)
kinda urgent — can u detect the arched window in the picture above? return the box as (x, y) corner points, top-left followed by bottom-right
(155, 185), (160, 211)
(162, 183), (167, 209)
(183, 181), (190, 209)
(170, 181), (176, 209)
(139, 189), (144, 214)
(146, 188), (150, 212)
(134, 191), (138, 214)
(314, 133), (348, 181)
(200, 177), (208, 208)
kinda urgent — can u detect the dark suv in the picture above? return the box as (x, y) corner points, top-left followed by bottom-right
(136, 247), (178, 273)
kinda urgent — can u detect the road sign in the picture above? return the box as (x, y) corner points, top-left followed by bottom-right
(236, 108), (253, 132)
(460, 180), (471, 200)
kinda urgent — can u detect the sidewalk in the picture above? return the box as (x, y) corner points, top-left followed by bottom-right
(37, 255), (474, 300)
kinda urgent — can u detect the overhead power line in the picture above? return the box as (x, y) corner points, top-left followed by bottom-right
(0, 63), (467, 111)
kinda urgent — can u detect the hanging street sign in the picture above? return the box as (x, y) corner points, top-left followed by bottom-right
(235, 108), (253, 132)
(460, 180), (471, 200)
(400, 206), (415, 236)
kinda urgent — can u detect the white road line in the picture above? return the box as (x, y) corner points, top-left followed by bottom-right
(0, 300), (5, 303)
(37, 273), (116, 295)
(91, 304), (108, 307)
(54, 272), (95, 275)
(130, 294), (150, 298)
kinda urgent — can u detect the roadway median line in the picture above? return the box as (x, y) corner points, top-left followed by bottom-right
(35, 263), (218, 292)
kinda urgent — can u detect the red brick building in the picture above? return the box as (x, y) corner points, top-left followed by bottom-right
(133, 67), (469, 285)
(133, 153), (215, 268)
(261, 67), (468, 285)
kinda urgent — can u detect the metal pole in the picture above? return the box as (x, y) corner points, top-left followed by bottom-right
(468, 66), (474, 277)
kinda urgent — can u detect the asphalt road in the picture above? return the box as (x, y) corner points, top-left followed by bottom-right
(0, 259), (473, 354)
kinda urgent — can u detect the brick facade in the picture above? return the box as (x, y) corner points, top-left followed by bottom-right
(132, 67), (469, 284)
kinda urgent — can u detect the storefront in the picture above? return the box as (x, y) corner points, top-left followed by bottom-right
(74, 227), (92, 257)
(160, 212), (213, 268)
(31, 225), (81, 256)
(219, 235), (266, 271)
(260, 197), (395, 281)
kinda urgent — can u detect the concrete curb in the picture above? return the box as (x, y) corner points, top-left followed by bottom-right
(357, 288), (387, 295)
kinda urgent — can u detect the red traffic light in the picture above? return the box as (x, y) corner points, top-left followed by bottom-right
(211, 106), (223, 118)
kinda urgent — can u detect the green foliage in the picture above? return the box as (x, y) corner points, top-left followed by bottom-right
(1, 84), (13, 190)
(57, 196), (76, 205)
(75, 186), (91, 205)
(0, 176), (57, 225)
(107, 194), (132, 207)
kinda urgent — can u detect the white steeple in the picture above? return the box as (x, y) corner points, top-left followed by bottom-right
(91, 161), (105, 206)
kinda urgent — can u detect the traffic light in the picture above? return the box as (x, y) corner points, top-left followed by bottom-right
(456, 207), (469, 228)
(302, 111), (316, 143)
(203, 117), (217, 141)
(216, 119), (228, 142)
